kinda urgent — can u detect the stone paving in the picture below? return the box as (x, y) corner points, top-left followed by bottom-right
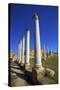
(10, 63), (29, 86)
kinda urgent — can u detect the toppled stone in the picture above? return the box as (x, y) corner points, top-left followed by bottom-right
(12, 73), (16, 76)
(32, 67), (45, 84)
(45, 68), (55, 78)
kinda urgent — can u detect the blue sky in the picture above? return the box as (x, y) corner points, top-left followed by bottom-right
(9, 4), (58, 55)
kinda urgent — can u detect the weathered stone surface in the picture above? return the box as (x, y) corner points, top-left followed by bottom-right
(38, 77), (56, 84)
(9, 51), (18, 62)
(20, 63), (25, 70)
(32, 67), (56, 84)
(20, 63), (25, 67)
(12, 73), (16, 76)
(10, 62), (29, 86)
(25, 64), (31, 71)
(32, 67), (45, 84)
(45, 68), (55, 78)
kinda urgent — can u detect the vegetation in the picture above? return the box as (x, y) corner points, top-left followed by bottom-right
(29, 55), (58, 83)
(10, 72), (17, 86)
(42, 55), (58, 83)
(9, 51), (58, 85)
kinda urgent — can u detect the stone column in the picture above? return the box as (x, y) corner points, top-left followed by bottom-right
(20, 36), (25, 66)
(18, 40), (22, 64)
(25, 28), (30, 69)
(44, 45), (47, 61)
(18, 43), (20, 64)
(47, 47), (49, 57)
(51, 49), (53, 56)
(33, 13), (42, 68)
(32, 13), (45, 84)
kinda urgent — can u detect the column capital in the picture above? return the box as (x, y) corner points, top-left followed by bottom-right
(33, 13), (39, 20)
(26, 28), (30, 31)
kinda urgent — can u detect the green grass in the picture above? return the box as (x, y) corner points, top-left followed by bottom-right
(10, 55), (58, 84)
(10, 72), (17, 86)
(43, 55), (58, 65)
(30, 58), (34, 65)
(42, 55), (58, 83)
(30, 55), (58, 83)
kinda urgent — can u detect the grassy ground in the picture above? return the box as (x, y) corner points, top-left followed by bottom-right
(30, 55), (58, 83)
(42, 55), (58, 83)
(10, 72), (17, 86)
(9, 54), (58, 86)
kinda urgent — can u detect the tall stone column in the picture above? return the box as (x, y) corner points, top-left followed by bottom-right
(44, 45), (47, 61)
(51, 49), (53, 56)
(47, 47), (49, 57)
(25, 28), (30, 69)
(33, 13), (42, 68)
(18, 40), (22, 64)
(32, 13), (45, 84)
(18, 43), (20, 64)
(20, 36), (25, 66)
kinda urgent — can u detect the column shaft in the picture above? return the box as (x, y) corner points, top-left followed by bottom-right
(25, 29), (30, 65)
(34, 14), (42, 67)
(21, 36), (25, 65)
(18, 40), (22, 64)
(44, 45), (47, 60)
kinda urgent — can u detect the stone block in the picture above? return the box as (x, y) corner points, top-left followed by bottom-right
(45, 68), (55, 78)
(20, 63), (25, 67)
(25, 64), (31, 71)
(20, 63), (25, 70)
(32, 67), (45, 84)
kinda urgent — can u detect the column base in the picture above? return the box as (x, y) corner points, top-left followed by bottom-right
(25, 64), (30, 71)
(32, 66), (45, 84)
(20, 63), (25, 70)
(34, 64), (42, 68)
(20, 63), (25, 67)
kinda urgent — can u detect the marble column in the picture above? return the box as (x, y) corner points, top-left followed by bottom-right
(47, 47), (49, 57)
(33, 13), (42, 68)
(18, 40), (22, 64)
(20, 36), (25, 66)
(18, 43), (20, 64)
(32, 13), (45, 83)
(51, 49), (53, 56)
(44, 45), (47, 61)
(25, 28), (30, 69)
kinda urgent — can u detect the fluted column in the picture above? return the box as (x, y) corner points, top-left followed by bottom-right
(33, 13), (42, 68)
(25, 28), (30, 67)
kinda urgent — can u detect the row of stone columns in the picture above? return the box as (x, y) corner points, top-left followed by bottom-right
(18, 13), (42, 69)
(18, 13), (54, 84)
(18, 29), (30, 69)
